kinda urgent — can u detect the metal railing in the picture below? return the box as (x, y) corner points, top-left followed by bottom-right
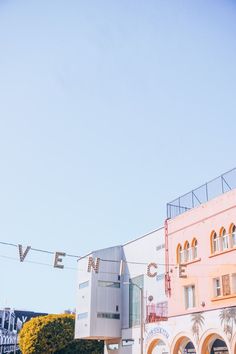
(146, 301), (168, 323)
(0, 344), (20, 354)
(167, 167), (236, 219)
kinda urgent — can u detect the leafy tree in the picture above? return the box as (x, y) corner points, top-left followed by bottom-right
(55, 339), (103, 354)
(19, 314), (75, 354)
(19, 314), (103, 354)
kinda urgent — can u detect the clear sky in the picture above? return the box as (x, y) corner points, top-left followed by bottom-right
(0, 0), (236, 313)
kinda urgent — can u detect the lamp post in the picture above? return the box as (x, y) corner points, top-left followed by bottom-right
(124, 282), (144, 354)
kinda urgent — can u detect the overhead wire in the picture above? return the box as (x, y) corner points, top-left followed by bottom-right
(0, 240), (235, 270)
(0, 252), (234, 278)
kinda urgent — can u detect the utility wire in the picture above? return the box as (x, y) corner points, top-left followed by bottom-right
(0, 240), (235, 268)
(0, 254), (233, 278)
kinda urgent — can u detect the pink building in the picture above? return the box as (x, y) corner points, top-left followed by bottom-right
(166, 171), (236, 354)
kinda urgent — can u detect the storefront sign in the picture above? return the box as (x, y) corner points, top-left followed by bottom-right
(146, 326), (169, 341)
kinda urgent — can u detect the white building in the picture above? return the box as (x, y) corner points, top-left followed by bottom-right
(75, 227), (169, 354)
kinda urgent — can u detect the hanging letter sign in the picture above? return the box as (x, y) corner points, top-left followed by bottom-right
(18, 245), (31, 262)
(54, 252), (66, 269)
(87, 257), (100, 273)
(147, 262), (158, 277)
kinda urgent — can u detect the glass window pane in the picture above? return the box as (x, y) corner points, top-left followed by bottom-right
(79, 281), (89, 289)
(98, 281), (120, 288)
(129, 275), (143, 327)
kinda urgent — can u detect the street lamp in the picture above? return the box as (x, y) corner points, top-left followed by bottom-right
(123, 282), (144, 354)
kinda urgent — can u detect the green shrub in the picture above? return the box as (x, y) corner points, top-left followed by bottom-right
(19, 314), (75, 354)
(19, 314), (104, 354)
(55, 339), (104, 354)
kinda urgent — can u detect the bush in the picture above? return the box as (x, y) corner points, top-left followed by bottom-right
(55, 339), (104, 354)
(19, 314), (74, 354)
(19, 314), (103, 354)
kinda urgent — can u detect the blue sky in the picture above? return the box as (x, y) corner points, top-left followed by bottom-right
(0, 0), (236, 313)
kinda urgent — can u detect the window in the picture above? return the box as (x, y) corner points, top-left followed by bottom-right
(212, 231), (221, 253)
(98, 281), (120, 288)
(230, 224), (236, 247)
(156, 244), (165, 251)
(129, 275), (143, 327)
(213, 278), (221, 297)
(231, 274), (236, 294)
(184, 241), (190, 262)
(177, 244), (182, 264)
(107, 343), (119, 350)
(77, 312), (88, 320)
(222, 274), (231, 296)
(221, 228), (229, 250)
(180, 248), (187, 263)
(213, 274), (236, 297)
(192, 239), (198, 259)
(97, 312), (120, 320)
(122, 339), (134, 347)
(184, 285), (196, 309)
(156, 273), (165, 281)
(79, 281), (89, 289)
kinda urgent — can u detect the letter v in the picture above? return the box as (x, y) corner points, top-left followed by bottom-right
(18, 244), (31, 262)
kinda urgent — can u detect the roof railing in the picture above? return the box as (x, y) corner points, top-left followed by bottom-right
(167, 167), (236, 219)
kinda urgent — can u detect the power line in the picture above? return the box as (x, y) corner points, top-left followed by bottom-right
(0, 253), (234, 277)
(0, 240), (235, 269)
(0, 241), (80, 258)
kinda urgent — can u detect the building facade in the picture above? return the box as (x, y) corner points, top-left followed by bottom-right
(0, 308), (48, 353)
(166, 185), (236, 354)
(0, 308), (18, 353)
(75, 228), (168, 353)
(75, 169), (236, 354)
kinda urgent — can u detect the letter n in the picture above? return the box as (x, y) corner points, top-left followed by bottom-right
(87, 257), (100, 273)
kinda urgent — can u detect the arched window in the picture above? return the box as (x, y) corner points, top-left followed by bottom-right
(229, 224), (236, 247)
(191, 238), (198, 259)
(176, 244), (182, 264)
(221, 227), (229, 250)
(184, 241), (190, 262)
(211, 231), (220, 253)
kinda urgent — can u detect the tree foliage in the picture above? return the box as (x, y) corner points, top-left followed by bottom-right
(19, 314), (75, 354)
(55, 339), (104, 354)
(19, 314), (103, 354)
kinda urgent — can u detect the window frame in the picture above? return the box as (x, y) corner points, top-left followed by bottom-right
(211, 231), (221, 253)
(176, 244), (182, 264)
(229, 224), (236, 247)
(220, 227), (229, 251)
(184, 241), (191, 263)
(184, 284), (196, 309)
(98, 280), (120, 288)
(213, 277), (221, 297)
(79, 280), (89, 289)
(191, 238), (198, 260)
(77, 312), (88, 320)
(97, 312), (120, 320)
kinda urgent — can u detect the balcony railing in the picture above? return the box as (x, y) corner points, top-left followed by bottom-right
(146, 301), (168, 323)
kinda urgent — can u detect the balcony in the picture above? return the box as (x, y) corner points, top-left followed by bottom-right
(146, 301), (168, 323)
